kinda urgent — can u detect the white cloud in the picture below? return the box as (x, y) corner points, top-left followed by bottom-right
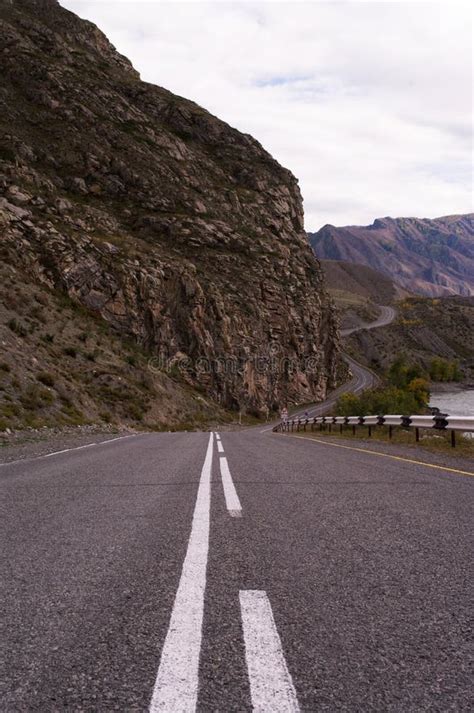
(60, 0), (472, 229)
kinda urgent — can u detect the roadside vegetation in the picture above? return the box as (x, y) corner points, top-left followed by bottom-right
(345, 296), (474, 382)
(288, 425), (474, 460)
(336, 354), (432, 416)
(429, 357), (462, 382)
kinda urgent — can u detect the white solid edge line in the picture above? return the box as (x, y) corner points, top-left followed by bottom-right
(0, 434), (141, 468)
(217, 440), (224, 453)
(149, 432), (214, 712)
(240, 590), (300, 713)
(43, 434), (137, 456)
(219, 455), (242, 518)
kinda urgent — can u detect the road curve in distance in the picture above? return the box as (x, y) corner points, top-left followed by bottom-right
(293, 304), (396, 418)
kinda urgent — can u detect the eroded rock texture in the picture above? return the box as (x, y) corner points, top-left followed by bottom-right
(0, 0), (340, 412)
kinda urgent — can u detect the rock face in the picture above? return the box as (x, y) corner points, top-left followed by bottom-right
(0, 0), (340, 413)
(309, 215), (474, 298)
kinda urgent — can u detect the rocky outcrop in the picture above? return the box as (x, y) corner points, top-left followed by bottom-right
(309, 215), (474, 298)
(0, 0), (340, 413)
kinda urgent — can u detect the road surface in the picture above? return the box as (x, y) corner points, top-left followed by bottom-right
(340, 305), (397, 337)
(293, 305), (395, 419)
(294, 355), (378, 420)
(1, 430), (472, 711)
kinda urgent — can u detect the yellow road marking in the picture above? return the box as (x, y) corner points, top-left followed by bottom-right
(274, 433), (474, 477)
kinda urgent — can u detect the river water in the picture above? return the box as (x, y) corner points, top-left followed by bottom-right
(429, 389), (474, 417)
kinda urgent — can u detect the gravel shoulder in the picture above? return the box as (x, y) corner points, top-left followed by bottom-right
(0, 424), (135, 464)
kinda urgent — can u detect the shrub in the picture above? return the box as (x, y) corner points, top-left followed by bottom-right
(63, 346), (77, 358)
(7, 318), (28, 338)
(336, 382), (430, 418)
(0, 145), (15, 162)
(407, 377), (430, 408)
(0, 402), (21, 418)
(60, 404), (86, 425)
(20, 384), (55, 410)
(41, 333), (55, 344)
(336, 392), (360, 416)
(36, 372), (55, 387)
(29, 306), (46, 324)
(128, 403), (144, 421)
(0, 362), (11, 373)
(429, 357), (462, 382)
(387, 354), (425, 388)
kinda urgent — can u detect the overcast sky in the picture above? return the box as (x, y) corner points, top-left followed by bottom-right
(61, 0), (472, 231)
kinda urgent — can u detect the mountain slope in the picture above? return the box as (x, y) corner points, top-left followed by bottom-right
(320, 259), (408, 330)
(321, 259), (402, 304)
(345, 296), (474, 380)
(309, 214), (474, 297)
(0, 0), (340, 422)
(0, 259), (233, 431)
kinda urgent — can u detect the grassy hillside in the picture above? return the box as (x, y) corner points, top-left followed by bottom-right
(0, 258), (233, 432)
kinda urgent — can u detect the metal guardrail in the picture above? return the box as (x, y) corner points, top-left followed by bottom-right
(273, 414), (474, 447)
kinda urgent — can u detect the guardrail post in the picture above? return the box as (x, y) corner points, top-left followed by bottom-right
(280, 413), (473, 447)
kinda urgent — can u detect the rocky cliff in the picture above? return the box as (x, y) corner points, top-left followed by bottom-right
(309, 215), (474, 297)
(0, 0), (340, 418)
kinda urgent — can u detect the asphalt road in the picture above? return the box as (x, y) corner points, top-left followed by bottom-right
(293, 305), (395, 419)
(293, 355), (377, 420)
(2, 429), (473, 711)
(340, 306), (397, 337)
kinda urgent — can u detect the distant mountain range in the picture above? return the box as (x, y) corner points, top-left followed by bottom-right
(309, 214), (474, 297)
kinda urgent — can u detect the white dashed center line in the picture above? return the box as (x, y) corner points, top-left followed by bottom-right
(217, 440), (224, 453)
(240, 590), (300, 712)
(149, 432), (214, 712)
(219, 455), (242, 517)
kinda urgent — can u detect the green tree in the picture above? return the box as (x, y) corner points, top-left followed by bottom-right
(429, 358), (462, 382)
(336, 392), (362, 416)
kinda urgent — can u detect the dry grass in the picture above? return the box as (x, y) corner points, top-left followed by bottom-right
(281, 423), (474, 460)
(0, 260), (235, 432)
